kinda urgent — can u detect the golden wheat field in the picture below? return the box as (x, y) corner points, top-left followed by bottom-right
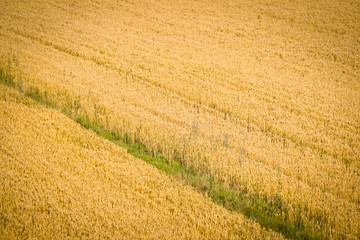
(0, 0), (359, 239)
(0, 84), (283, 239)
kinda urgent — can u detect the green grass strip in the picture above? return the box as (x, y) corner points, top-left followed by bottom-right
(76, 117), (320, 240)
(0, 67), (322, 240)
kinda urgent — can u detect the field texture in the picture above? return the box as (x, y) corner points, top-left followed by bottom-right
(0, 0), (359, 239)
(0, 84), (282, 239)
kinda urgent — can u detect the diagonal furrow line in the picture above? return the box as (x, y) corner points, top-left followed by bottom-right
(6, 27), (357, 167)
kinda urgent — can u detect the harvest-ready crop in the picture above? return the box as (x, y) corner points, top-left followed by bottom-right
(0, 84), (282, 239)
(0, 0), (359, 238)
